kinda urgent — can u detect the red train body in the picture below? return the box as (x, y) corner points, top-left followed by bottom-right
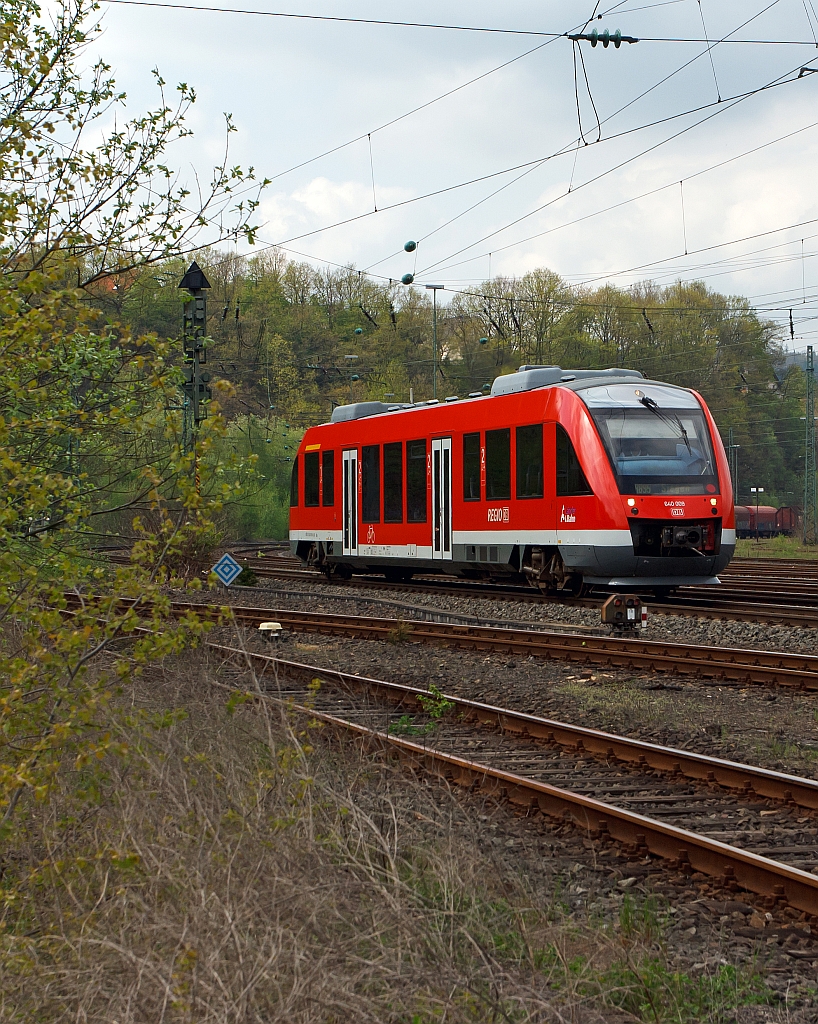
(289, 366), (736, 593)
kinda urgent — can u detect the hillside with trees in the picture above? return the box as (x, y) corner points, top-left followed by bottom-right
(103, 253), (807, 537)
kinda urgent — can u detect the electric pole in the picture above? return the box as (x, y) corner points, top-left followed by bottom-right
(805, 345), (817, 544)
(726, 426), (739, 504)
(179, 261), (212, 487)
(426, 283), (444, 400)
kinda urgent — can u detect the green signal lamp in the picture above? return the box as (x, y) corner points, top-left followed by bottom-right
(401, 273), (414, 285)
(479, 337), (488, 345)
(354, 327), (363, 335)
(404, 240), (417, 252)
(350, 374), (360, 381)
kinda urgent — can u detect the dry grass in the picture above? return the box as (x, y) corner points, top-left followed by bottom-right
(0, 650), (777, 1023)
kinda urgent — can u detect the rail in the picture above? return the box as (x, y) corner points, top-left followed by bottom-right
(210, 642), (818, 916)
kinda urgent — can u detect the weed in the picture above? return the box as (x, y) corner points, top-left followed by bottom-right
(387, 619), (413, 644)
(416, 683), (454, 720)
(389, 714), (426, 736)
(236, 561), (259, 586)
(736, 535), (818, 560)
(619, 893), (666, 945)
(594, 959), (773, 1022)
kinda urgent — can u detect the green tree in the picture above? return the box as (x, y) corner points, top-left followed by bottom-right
(0, 0), (257, 827)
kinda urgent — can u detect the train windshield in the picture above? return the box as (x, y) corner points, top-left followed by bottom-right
(591, 406), (718, 495)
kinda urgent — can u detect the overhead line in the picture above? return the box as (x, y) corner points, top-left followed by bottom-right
(100, 0), (818, 44)
(377, 0), (785, 272)
(419, 116), (818, 278)
(260, 67), (812, 256)
(261, 38), (558, 185)
(561, 216), (818, 287)
(417, 58), (812, 277)
(364, 0), (787, 273)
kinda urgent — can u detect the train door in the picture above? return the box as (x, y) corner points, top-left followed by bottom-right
(431, 437), (452, 560)
(342, 448), (358, 556)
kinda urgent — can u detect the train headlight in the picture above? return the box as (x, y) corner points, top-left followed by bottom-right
(627, 498), (636, 506)
(710, 498), (717, 505)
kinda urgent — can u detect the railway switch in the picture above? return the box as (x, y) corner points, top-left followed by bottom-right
(601, 594), (647, 631)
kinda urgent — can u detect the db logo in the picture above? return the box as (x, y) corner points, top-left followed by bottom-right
(670, 508), (685, 517)
(366, 525), (376, 543)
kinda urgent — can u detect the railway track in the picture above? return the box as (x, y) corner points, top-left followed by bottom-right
(104, 547), (818, 625)
(210, 642), (818, 918)
(65, 594), (818, 690)
(233, 556), (818, 628)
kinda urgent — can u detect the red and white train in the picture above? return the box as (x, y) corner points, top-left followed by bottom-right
(288, 365), (735, 594)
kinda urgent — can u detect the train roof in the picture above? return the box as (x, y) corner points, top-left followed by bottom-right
(328, 364), (699, 425)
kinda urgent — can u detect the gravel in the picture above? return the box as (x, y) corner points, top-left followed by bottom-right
(234, 576), (818, 655)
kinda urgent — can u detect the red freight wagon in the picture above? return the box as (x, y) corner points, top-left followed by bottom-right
(776, 506), (801, 535)
(289, 366), (736, 594)
(737, 505), (778, 538)
(734, 506), (751, 537)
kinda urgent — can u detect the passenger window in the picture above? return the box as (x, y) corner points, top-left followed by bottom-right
(322, 449), (335, 506)
(406, 439), (427, 523)
(516, 424), (543, 499)
(304, 451), (320, 507)
(463, 432), (480, 501)
(361, 444), (380, 523)
(289, 455), (299, 507)
(384, 442), (403, 523)
(556, 425), (593, 496)
(485, 428), (511, 500)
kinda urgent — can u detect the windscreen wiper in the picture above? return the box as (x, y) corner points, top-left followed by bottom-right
(638, 394), (692, 455)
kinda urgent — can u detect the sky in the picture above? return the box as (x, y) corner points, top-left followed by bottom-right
(87, 0), (818, 346)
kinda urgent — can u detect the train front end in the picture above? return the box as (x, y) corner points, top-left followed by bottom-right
(570, 380), (735, 591)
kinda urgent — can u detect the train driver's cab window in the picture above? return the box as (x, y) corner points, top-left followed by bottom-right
(556, 425), (593, 496)
(463, 432), (480, 500)
(289, 455), (299, 507)
(516, 424), (543, 499)
(362, 444), (380, 523)
(304, 450), (320, 507)
(322, 449), (335, 506)
(384, 442), (403, 522)
(485, 428), (511, 500)
(406, 439), (427, 522)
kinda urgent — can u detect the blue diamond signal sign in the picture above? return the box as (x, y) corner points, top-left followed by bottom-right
(212, 553), (243, 586)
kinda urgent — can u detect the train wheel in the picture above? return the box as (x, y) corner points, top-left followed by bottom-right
(562, 575), (588, 598)
(305, 542), (322, 569)
(327, 563), (352, 581)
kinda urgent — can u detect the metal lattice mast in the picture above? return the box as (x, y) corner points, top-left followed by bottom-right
(805, 345), (817, 544)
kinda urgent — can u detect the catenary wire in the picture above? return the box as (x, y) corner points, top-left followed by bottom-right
(363, 0), (788, 272)
(416, 59), (813, 277)
(98, 0), (818, 43)
(392, 1), (791, 276)
(254, 59), (812, 260)
(415, 115), (818, 279)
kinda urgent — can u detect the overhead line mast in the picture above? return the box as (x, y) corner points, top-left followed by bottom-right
(805, 345), (817, 545)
